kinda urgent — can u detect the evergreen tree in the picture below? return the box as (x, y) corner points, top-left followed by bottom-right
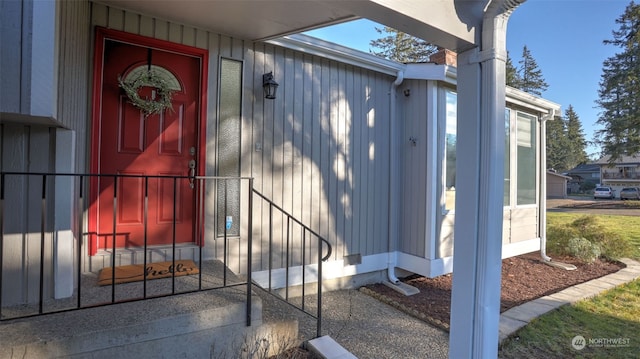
(545, 105), (588, 172)
(546, 114), (569, 171)
(564, 105), (589, 168)
(518, 45), (549, 96)
(595, 1), (640, 161)
(506, 51), (522, 88)
(369, 26), (437, 63)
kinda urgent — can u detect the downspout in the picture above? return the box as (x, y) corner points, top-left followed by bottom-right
(449, 1), (525, 357)
(539, 110), (555, 262)
(388, 70), (404, 284)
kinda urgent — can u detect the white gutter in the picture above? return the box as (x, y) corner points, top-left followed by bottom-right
(267, 34), (405, 76)
(539, 109), (555, 262)
(387, 70), (404, 284)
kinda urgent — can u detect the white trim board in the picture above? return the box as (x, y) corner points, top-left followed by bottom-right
(252, 239), (543, 289)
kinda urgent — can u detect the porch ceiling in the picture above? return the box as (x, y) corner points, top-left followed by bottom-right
(95, 0), (484, 50)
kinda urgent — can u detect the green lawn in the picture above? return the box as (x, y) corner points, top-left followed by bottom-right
(499, 279), (640, 358)
(499, 212), (640, 357)
(547, 212), (640, 260)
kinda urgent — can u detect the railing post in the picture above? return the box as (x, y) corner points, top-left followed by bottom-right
(223, 179), (228, 286)
(268, 204), (273, 292)
(143, 177), (149, 298)
(111, 175), (118, 303)
(302, 229), (306, 311)
(39, 175), (47, 314)
(246, 178), (254, 327)
(285, 216), (290, 301)
(0, 174), (5, 316)
(317, 236), (323, 338)
(171, 177), (177, 294)
(77, 176), (84, 309)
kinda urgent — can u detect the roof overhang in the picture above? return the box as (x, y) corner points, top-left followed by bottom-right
(94, 0), (484, 50)
(506, 87), (561, 116)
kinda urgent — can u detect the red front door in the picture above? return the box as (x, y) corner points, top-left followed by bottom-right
(90, 29), (207, 253)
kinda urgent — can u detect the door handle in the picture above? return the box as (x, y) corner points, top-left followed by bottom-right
(188, 159), (196, 189)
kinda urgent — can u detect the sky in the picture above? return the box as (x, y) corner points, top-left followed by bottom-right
(305, 0), (631, 158)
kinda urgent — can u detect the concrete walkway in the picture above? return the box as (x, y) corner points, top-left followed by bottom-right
(311, 258), (640, 358)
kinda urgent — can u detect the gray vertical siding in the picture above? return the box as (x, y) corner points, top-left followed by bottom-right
(247, 42), (393, 267)
(399, 80), (430, 258)
(58, 0), (91, 171)
(1, 125), (55, 304)
(1, 0), (90, 305)
(0, 0), (24, 113)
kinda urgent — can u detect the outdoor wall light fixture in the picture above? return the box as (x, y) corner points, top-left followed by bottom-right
(262, 72), (279, 99)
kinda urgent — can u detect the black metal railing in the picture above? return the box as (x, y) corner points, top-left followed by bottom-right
(252, 189), (332, 338)
(0, 171), (331, 338)
(0, 172), (253, 321)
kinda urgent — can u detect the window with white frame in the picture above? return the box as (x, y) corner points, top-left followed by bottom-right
(443, 95), (538, 209)
(516, 112), (537, 205)
(444, 90), (457, 212)
(504, 109), (511, 206)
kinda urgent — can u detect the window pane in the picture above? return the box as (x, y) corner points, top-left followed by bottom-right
(504, 109), (510, 206)
(217, 58), (242, 236)
(445, 90), (457, 211)
(516, 112), (537, 205)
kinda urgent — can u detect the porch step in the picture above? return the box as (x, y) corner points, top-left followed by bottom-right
(0, 263), (300, 358)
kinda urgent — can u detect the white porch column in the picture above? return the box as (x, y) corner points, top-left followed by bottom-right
(449, 1), (524, 357)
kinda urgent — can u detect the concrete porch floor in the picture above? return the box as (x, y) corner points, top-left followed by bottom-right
(0, 261), (300, 358)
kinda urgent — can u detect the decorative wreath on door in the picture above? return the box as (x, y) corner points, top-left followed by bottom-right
(118, 70), (174, 117)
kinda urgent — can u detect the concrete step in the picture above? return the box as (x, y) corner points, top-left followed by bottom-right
(308, 336), (357, 359)
(0, 261), (300, 358)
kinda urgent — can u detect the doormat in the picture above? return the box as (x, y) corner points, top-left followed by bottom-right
(97, 260), (199, 286)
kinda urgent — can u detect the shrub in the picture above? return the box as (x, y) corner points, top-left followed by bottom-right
(546, 215), (633, 262)
(567, 237), (601, 263)
(546, 225), (578, 257)
(579, 181), (596, 193)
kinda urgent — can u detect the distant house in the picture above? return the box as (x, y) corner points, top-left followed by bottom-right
(565, 163), (601, 193)
(547, 170), (572, 198)
(594, 154), (640, 197)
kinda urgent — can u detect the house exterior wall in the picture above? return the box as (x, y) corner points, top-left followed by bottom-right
(1, 1), (558, 304)
(90, 3), (393, 271)
(2, 1), (395, 304)
(1, 0), (90, 305)
(397, 80), (546, 277)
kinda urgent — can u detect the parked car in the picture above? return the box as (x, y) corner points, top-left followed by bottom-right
(620, 187), (640, 200)
(593, 186), (615, 199)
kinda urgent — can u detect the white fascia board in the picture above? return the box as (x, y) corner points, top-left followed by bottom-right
(506, 87), (561, 116)
(404, 63), (457, 84)
(266, 33), (405, 76)
(252, 252), (389, 288)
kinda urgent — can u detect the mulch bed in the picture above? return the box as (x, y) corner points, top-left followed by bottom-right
(361, 252), (625, 331)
